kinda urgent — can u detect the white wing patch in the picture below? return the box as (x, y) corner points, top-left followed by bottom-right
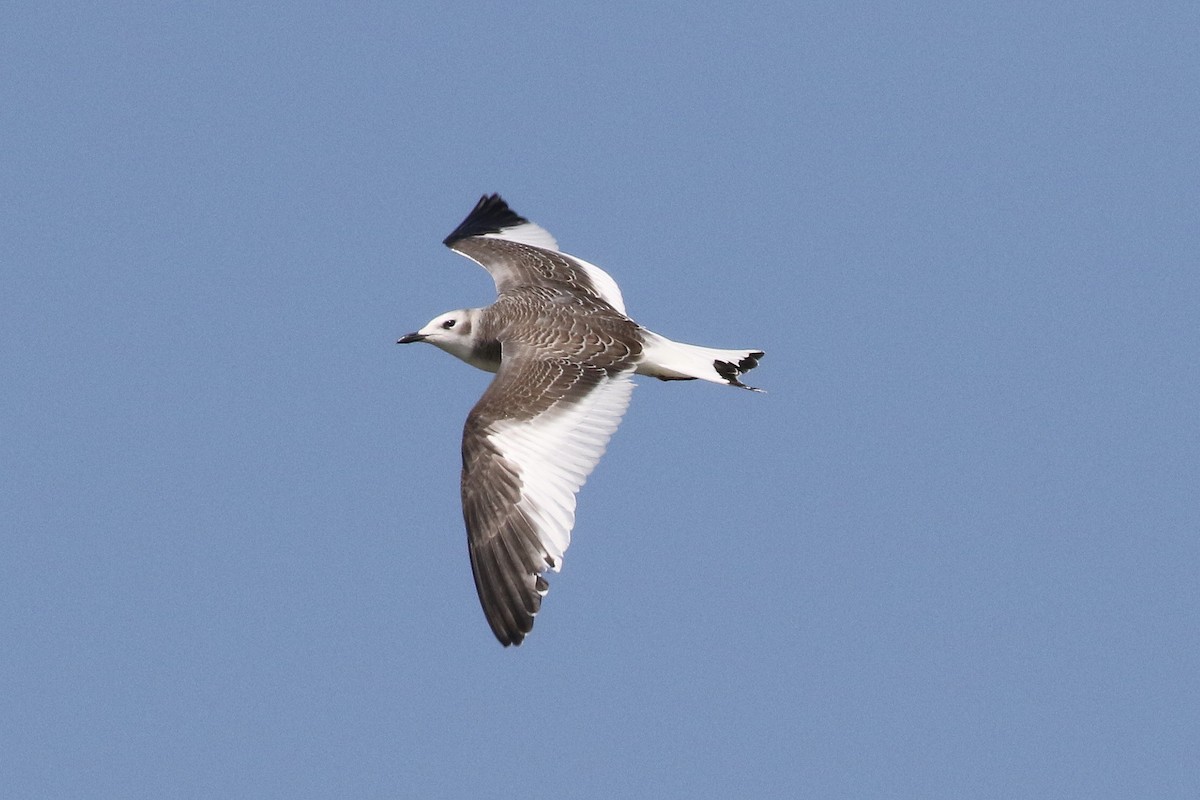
(484, 371), (635, 571)
(482, 220), (559, 251)
(560, 252), (627, 315)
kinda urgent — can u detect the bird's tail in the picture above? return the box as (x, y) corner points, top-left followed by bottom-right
(637, 331), (765, 391)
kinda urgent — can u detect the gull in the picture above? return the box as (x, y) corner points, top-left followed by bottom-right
(398, 194), (764, 646)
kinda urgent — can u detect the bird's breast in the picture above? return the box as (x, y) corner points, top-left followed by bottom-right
(466, 338), (503, 373)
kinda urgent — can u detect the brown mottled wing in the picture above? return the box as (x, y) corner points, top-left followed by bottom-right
(444, 194), (627, 313)
(461, 342), (637, 646)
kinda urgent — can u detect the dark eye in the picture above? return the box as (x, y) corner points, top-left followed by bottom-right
(441, 319), (456, 330)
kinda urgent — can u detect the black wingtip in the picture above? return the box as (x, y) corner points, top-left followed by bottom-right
(443, 193), (528, 247)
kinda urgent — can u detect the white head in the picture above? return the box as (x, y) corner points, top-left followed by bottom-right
(397, 308), (499, 372)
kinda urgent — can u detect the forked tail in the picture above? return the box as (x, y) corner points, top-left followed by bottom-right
(637, 331), (765, 391)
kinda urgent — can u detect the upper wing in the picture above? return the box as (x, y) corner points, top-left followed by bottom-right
(461, 348), (636, 646)
(444, 194), (627, 314)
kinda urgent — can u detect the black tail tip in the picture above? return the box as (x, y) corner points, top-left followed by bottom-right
(714, 352), (765, 392)
(740, 351), (764, 371)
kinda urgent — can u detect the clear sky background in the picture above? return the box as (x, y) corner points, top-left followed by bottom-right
(3, 3), (1197, 798)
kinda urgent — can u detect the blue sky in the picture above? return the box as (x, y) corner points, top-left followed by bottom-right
(3, 2), (1197, 797)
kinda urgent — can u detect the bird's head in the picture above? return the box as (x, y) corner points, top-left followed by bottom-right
(397, 308), (489, 367)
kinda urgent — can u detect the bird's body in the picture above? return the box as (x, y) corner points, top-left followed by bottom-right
(399, 195), (763, 645)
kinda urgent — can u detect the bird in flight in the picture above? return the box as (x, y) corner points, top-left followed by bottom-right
(398, 195), (764, 646)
